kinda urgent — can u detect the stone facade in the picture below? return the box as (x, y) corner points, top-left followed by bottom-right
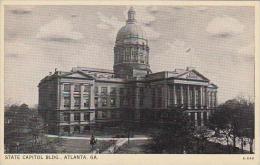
(38, 7), (218, 135)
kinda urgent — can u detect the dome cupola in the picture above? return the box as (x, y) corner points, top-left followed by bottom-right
(113, 7), (151, 79)
(115, 7), (148, 45)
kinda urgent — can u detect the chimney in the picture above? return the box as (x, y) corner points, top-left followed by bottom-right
(186, 66), (196, 71)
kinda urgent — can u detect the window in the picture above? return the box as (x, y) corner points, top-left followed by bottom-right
(111, 111), (117, 118)
(102, 111), (107, 118)
(169, 86), (174, 106)
(63, 113), (70, 122)
(125, 48), (131, 61)
(94, 97), (98, 107)
(152, 88), (156, 108)
(139, 87), (144, 106)
(125, 88), (130, 106)
(64, 97), (70, 108)
(74, 84), (80, 92)
(197, 112), (201, 126)
(157, 88), (162, 107)
(64, 84), (70, 92)
(101, 97), (108, 106)
(84, 85), (90, 92)
(95, 87), (99, 96)
(214, 92), (217, 107)
(140, 55), (145, 63)
(83, 86), (90, 108)
(195, 88), (199, 107)
(140, 98), (144, 106)
(84, 97), (90, 108)
(63, 126), (70, 133)
(110, 97), (116, 106)
(74, 113), (80, 121)
(101, 87), (108, 95)
(110, 87), (116, 95)
(84, 113), (90, 121)
(176, 86), (182, 106)
(120, 88), (124, 95)
(74, 97), (80, 107)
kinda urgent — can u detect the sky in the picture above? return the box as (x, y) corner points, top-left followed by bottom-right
(4, 5), (255, 106)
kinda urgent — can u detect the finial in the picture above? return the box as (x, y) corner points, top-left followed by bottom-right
(127, 6), (136, 23)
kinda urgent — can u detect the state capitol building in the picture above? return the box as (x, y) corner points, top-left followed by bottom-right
(38, 7), (218, 135)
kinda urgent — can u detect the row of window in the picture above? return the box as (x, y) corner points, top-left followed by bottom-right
(64, 96), (90, 108)
(114, 53), (148, 64)
(63, 84), (90, 92)
(95, 97), (117, 107)
(63, 113), (90, 122)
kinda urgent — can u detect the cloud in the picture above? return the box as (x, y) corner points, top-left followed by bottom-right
(96, 6), (160, 42)
(151, 39), (197, 71)
(147, 6), (159, 14)
(9, 6), (34, 14)
(196, 7), (208, 12)
(5, 39), (32, 58)
(36, 17), (83, 42)
(206, 16), (244, 37)
(238, 43), (254, 56)
(237, 43), (255, 62)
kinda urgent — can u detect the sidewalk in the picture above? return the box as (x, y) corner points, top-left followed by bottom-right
(46, 134), (151, 141)
(46, 134), (151, 154)
(102, 138), (128, 154)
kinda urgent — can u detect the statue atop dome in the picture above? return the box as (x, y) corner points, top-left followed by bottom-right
(127, 6), (136, 23)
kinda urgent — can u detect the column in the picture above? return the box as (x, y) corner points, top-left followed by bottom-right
(70, 113), (74, 123)
(80, 126), (84, 133)
(80, 85), (84, 109)
(215, 91), (218, 107)
(187, 85), (190, 109)
(200, 86), (203, 109)
(60, 84), (64, 109)
(193, 87), (196, 109)
(90, 82), (95, 109)
(194, 112), (198, 127)
(80, 112), (84, 122)
(207, 111), (210, 120)
(90, 112), (95, 123)
(70, 84), (74, 109)
(134, 87), (138, 108)
(201, 112), (204, 126)
(70, 125), (74, 134)
(205, 87), (208, 109)
(210, 92), (213, 108)
(164, 83), (168, 108)
(168, 85), (171, 107)
(169, 85), (173, 106)
(180, 85), (184, 105)
(116, 88), (120, 108)
(173, 84), (177, 106)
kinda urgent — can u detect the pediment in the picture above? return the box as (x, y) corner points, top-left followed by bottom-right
(62, 71), (94, 80)
(176, 70), (209, 81)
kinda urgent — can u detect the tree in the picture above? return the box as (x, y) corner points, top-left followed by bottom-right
(4, 104), (49, 153)
(149, 109), (195, 153)
(208, 97), (255, 153)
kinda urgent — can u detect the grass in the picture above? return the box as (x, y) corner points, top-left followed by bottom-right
(46, 137), (116, 153)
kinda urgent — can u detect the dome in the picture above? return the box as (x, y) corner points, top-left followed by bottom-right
(115, 7), (148, 44)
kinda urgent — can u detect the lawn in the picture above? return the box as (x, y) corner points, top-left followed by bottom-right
(46, 137), (116, 153)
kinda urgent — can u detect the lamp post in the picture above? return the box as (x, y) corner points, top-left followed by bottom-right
(16, 142), (20, 153)
(90, 134), (97, 152)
